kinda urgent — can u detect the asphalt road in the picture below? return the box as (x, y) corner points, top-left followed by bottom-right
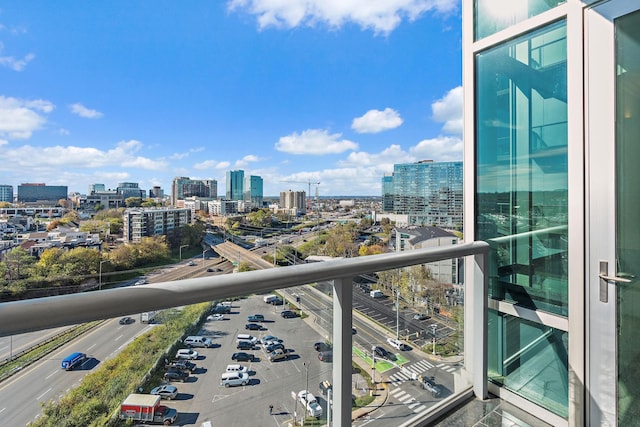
(0, 317), (152, 426)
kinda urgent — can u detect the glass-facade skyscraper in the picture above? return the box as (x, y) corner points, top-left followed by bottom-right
(0, 185), (13, 203)
(386, 160), (462, 229)
(226, 170), (244, 201)
(244, 175), (263, 208)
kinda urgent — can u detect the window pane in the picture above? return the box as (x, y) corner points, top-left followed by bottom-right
(488, 310), (568, 418)
(476, 21), (568, 317)
(474, 0), (564, 40)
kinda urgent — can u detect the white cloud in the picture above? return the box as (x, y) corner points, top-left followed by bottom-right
(339, 144), (409, 171)
(410, 135), (462, 161)
(431, 85), (462, 135)
(216, 161), (231, 169)
(0, 96), (54, 139)
(58, 128), (70, 136)
(235, 154), (262, 168)
(1, 139), (167, 170)
(70, 103), (104, 119)
(0, 41), (35, 71)
(275, 129), (358, 155)
(351, 108), (403, 134)
(228, 0), (457, 34)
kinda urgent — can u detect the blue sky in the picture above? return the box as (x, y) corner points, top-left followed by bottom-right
(0, 1), (462, 197)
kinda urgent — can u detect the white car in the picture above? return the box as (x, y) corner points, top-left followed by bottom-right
(386, 337), (408, 351)
(176, 348), (199, 360)
(207, 314), (224, 321)
(260, 335), (281, 345)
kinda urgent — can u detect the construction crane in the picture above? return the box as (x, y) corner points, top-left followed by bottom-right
(280, 180), (320, 213)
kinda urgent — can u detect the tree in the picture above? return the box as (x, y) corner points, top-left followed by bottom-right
(46, 219), (63, 232)
(4, 248), (36, 280)
(59, 247), (101, 278)
(0, 201), (11, 208)
(137, 236), (170, 264)
(125, 197), (143, 207)
(107, 244), (137, 269)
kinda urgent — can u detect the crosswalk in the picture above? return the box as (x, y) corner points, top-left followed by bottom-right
(387, 359), (457, 387)
(388, 387), (428, 413)
(385, 359), (458, 416)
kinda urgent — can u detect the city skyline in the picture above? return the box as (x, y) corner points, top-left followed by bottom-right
(0, 1), (463, 197)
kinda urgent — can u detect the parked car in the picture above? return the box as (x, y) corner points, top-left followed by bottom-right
(373, 346), (396, 361)
(260, 335), (281, 345)
(318, 350), (333, 362)
(231, 352), (256, 362)
(164, 360), (196, 373)
(247, 314), (265, 322)
(206, 268), (214, 272)
(237, 341), (255, 350)
(421, 377), (443, 397)
(175, 349), (198, 360)
(413, 313), (430, 321)
(268, 297), (283, 305)
(245, 323), (265, 331)
(314, 342), (332, 352)
(213, 305), (231, 314)
(280, 310), (297, 318)
(163, 369), (189, 382)
(119, 316), (134, 325)
(150, 385), (178, 400)
(207, 313), (224, 321)
(265, 342), (285, 353)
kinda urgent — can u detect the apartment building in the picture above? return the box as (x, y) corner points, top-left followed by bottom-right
(122, 207), (192, 243)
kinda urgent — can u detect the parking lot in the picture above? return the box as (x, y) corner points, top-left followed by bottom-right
(160, 295), (333, 426)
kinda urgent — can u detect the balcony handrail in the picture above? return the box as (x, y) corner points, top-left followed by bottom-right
(0, 241), (489, 337)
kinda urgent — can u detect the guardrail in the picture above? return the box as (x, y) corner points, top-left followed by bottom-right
(0, 241), (490, 427)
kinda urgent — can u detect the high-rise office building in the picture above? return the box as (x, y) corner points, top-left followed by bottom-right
(464, 1), (640, 425)
(171, 177), (217, 206)
(381, 175), (394, 212)
(386, 160), (462, 229)
(244, 175), (263, 208)
(226, 170), (244, 201)
(88, 183), (105, 194)
(0, 185), (13, 203)
(17, 183), (67, 203)
(117, 182), (145, 199)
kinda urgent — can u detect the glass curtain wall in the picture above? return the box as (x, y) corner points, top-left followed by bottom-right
(475, 20), (569, 417)
(616, 10), (640, 425)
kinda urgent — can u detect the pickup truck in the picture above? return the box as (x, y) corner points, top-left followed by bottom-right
(267, 348), (290, 362)
(297, 390), (323, 418)
(247, 314), (265, 322)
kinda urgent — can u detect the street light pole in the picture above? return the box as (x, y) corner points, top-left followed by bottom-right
(99, 260), (107, 291)
(179, 245), (188, 260)
(202, 250), (206, 265)
(430, 324), (438, 355)
(396, 287), (400, 339)
(371, 346), (376, 387)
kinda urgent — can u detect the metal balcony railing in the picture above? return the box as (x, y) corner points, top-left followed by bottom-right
(0, 241), (489, 427)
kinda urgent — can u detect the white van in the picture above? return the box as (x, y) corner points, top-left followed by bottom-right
(370, 290), (384, 298)
(225, 364), (248, 374)
(263, 294), (278, 304)
(236, 334), (259, 344)
(220, 372), (249, 387)
(184, 336), (214, 348)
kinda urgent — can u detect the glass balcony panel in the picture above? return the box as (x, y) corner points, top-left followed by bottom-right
(487, 310), (568, 418)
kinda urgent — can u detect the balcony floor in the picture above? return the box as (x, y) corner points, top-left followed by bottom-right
(432, 394), (554, 427)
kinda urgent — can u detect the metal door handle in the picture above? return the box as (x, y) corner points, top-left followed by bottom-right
(599, 261), (633, 303)
(598, 274), (631, 283)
